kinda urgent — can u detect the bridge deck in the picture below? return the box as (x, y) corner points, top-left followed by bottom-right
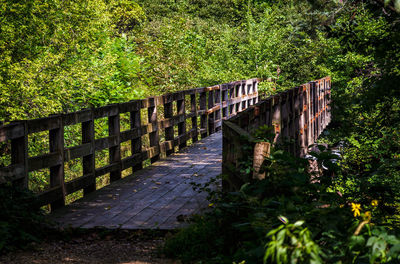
(50, 132), (222, 230)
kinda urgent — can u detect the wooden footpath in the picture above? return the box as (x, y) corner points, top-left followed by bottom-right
(0, 76), (331, 230)
(50, 132), (222, 229)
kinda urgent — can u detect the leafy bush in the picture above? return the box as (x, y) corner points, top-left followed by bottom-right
(163, 125), (400, 263)
(0, 184), (48, 254)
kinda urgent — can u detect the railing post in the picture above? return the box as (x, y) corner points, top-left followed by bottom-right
(221, 84), (229, 120)
(241, 81), (247, 110)
(199, 91), (207, 138)
(229, 83), (236, 118)
(49, 115), (65, 210)
(130, 101), (142, 171)
(288, 89), (296, 155)
(272, 95), (281, 143)
(208, 89), (215, 135)
(10, 121), (28, 189)
(163, 95), (174, 155)
(190, 93), (198, 143)
(147, 98), (160, 163)
(305, 83), (312, 147)
(109, 105), (121, 182)
(253, 79), (259, 104)
(215, 86), (222, 131)
(82, 110), (96, 194)
(177, 94), (187, 150)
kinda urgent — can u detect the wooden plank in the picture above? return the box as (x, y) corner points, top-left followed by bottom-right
(253, 142), (270, 180)
(121, 153), (142, 170)
(94, 135), (118, 151)
(164, 98), (174, 156)
(130, 106), (142, 172)
(64, 143), (92, 161)
(190, 94), (198, 143)
(28, 152), (63, 172)
(95, 162), (120, 177)
(93, 104), (119, 119)
(160, 140), (174, 153)
(82, 111), (96, 195)
(208, 90), (215, 135)
(0, 122), (25, 142)
(37, 186), (64, 207)
(173, 128), (197, 147)
(119, 100), (141, 113)
(10, 121), (28, 188)
(63, 109), (92, 126)
(183, 88), (197, 95)
(141, 97), (161, 108)
(65, 173), (96, 195)
(272, 95), (281, 143)
(49, 116), (65, 210)
(108, 110), (121, 182)
(148, 97), (160, 163)
(199, 91), (207, 138)
(143, 145), (160, 160)
(27, 116), (61, 134)
(214, 87), (222, 131)
(177, 98), (186, 150)
(120, 127), (141, 142)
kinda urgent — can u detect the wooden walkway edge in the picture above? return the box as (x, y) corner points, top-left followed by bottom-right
(50, 132), (222, 230)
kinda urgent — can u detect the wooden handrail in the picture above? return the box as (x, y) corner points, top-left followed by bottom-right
(222, 77), (332, 191)
(0, 78), (260, 211)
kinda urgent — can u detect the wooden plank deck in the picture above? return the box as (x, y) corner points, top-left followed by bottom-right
(50, 132), (222, 230)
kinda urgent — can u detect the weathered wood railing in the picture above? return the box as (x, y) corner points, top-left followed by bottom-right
(222, 77), (331, 190)
(0, 78), (259, 211)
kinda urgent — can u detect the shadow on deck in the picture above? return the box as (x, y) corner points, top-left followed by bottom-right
(50, 132), (222, 230)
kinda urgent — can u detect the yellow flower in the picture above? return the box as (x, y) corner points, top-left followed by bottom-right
(351, 203), (361, 217)
(371, 200), (379, 207)
(208, 203), (214, 207)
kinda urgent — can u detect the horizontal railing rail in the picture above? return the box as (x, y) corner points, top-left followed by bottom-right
(222, 76), (332, 191)
(0, 78), (260, 211)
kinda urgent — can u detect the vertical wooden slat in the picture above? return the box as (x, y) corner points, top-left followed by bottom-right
(163, 96), (174, 155)
(221, 85), (229, 120)
(229, 84), (236, 118)
(130, 101), (142, 171)
(199, 91), (207, 138)
(109, 106), (121, 182)
(253, 80), (259, 104)
(82, 110), (95, 195)
(306, 83), (312, 147)
(49, 116), (65, 210)
(148, 98), (160, 163)
(301, 84), (309, 152)
(247, 81), (253, 106)
(272, 95), (281, 143)
(208, 90), (215, 135)
(215, 86), (221, 131)
(241, 82), (247, 110)
(288, 89), (296, 155)
(177, 96), (186, 150)
(10, 121), (28, 189)
(190, 93), (198, 143)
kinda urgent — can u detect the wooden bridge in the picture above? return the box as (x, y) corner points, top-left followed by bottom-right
(0, 77), (331, 229)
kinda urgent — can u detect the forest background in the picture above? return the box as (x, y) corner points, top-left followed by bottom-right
(1, 0), (400, 262)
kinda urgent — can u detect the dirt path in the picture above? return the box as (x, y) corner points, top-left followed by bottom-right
(0, 230), (178, 264)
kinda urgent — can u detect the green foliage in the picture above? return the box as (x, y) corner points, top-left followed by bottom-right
(0, 0), (147, 121)
(0, 184), (48, 254)
(1, 0), (400, 261)
(264, 218), (323, 264)
(164, 123), (400, 263)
